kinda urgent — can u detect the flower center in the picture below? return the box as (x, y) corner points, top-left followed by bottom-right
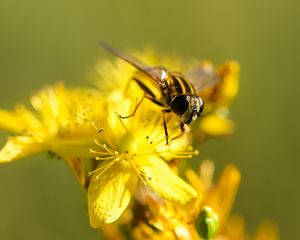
(121, 150), (136, 162)
(89, 138), (149, 184)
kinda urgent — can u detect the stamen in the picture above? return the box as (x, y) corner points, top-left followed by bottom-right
(89, 148), (115, 156)
(95, 156), (118, 161)
(158, 149), (198, 159)
(91, 121), (104, 133)
(130, 161), (148, 185)
(139, 135), (153, 150)
(76, 113), (104, 133)
(75, 112), (87, 122)
(149, 134), (167, 146)
(94, 140), (118, 155)
(88, 159), (118, 177)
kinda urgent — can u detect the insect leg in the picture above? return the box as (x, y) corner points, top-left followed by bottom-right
(168, 122), (185, 142)
(144, 95), (165, 107)
(162, 109), (171, 145)
(118, 95), (145, 119)
(180, 122), (185, 132)
(143, 95), (170, 145)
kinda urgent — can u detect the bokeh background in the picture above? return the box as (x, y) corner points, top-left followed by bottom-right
(0, 0), (299, 239)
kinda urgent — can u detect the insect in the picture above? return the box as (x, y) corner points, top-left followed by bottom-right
(100, 42), (219, 144)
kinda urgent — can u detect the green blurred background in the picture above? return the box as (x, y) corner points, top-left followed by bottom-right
(0, 0), (299, 239)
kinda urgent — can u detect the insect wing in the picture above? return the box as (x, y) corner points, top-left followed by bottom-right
(185, 63), (220, 93)
(99, 42), (166, 85)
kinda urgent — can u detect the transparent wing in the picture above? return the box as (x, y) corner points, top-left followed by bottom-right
(185, 63), (220, 93)
(99, 42), (167, 85)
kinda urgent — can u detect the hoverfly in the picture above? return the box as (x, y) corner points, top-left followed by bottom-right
(100, 42), (219, 144)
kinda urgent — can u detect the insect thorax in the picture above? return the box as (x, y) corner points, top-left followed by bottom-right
(165, 73), (196, 100)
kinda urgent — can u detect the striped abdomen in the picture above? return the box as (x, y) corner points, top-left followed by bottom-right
(165, 72), (196, 103)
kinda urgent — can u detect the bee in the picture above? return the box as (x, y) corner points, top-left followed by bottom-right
(100, 43), (219, 144)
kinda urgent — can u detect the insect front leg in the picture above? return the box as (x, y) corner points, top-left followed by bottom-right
(180, 122), (185, 132)
(162, 109), (171, 145)
(143, 95), (170, 145)
(168, 122), (186, 142)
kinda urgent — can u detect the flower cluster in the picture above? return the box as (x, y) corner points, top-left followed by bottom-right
(110, 160), (278, 240)
(0, 47), (278, 239)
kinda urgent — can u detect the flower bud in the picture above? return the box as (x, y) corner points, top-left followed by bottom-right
(195, 206), (219, 239)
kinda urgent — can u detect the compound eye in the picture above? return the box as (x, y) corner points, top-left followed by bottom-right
(181, 110), (193, 124)
(170, 95), (189, 116)
(198, 97), (204, 115)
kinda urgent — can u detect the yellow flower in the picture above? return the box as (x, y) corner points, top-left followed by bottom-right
(198, 107), (235, 137)
(221, 216), (279, 240)
(199, 60), (240, 107)
(128, 160), (279, 240)
(0, 46), (243, 236)
(130, 159), (238, 240)
(0, 82), (103, 185)
(87, 93), (198, 227)
(94, 48), (239, 141)
(196, 61), (240, 139)
(88, 48), (240, 228)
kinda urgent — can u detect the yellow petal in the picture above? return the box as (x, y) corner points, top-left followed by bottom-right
(64, 157), (85, 186)
(101, 224), (126, 240)
(185, 169), (204, 214)
(137, 156), (198, 204)
(0, 105), (42, 135)
(0, 136), (45, 163)
(200, 109), (235, 137)
(253, 220), (279, 240)
(88, 162), (138, 227)
(186, 169), (204, 197)
(0, 109), (24, 133)
(204, 164), (241, 230)
(200, 61), (239, 107)
(224, 215), (246, 240)
(217, 60), (240, 106)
